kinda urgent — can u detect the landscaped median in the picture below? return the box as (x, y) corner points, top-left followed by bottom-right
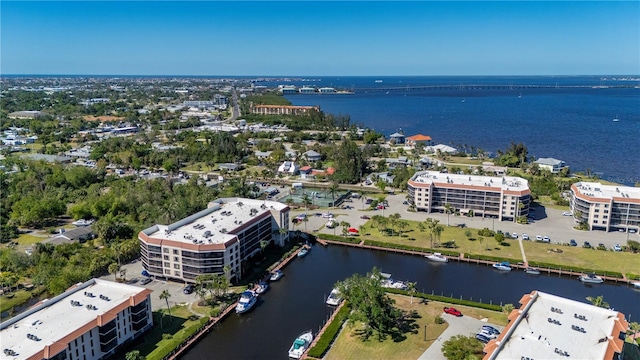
(307, 302), (351, 359)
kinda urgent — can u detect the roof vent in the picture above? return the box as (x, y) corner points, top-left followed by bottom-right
(26, 333), (41, 341)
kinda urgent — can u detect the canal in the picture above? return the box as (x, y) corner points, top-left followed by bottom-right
(183, 244), (640, 360)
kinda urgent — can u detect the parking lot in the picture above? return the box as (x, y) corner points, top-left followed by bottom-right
(290, 192), (636, 250)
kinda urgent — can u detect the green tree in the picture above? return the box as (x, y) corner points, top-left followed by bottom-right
(376, 180), (387, 194)
(502, 303), (515, 314)
(160, 289), (172, 321)
(586, 295), (609, 309)
(125, 350), (144, 360)
(406, 281), (417, 304)
(442, 335), (485, 360)
(108, 262), (120, 281)
(444, 203), (454, 227)
(336, 267), (403, 341)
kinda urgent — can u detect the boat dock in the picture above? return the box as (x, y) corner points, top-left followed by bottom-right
(165, 245), (308, 360)
(319, 239), (634, 285)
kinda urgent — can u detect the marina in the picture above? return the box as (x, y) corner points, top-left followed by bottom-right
(181, 244), (639, 360)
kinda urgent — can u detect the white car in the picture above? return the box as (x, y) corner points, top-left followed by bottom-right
(542, 236), (550, 243)
(562, 211), (572, 216)
(511, 233), (518, 239)
(522, 234), (530, 240)
(613, 244), (622, 252)
(536, 235), (543, 241)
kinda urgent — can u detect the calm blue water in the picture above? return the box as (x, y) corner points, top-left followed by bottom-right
(269, 76), (640, 185)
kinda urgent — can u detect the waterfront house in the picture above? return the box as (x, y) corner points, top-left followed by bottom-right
(389, 132), (405, 144)
(278, 161), (299, 175)
(303, 150), (322, 162)
(534, 157), (567, 173)
(406, 134), (433, 147)
(425, 144), (457, 154)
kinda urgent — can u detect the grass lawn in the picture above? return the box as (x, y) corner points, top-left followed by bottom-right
(15, 232), (47, 250)
(445, 156), (485, 166)
(0, 290), (33, 313)
(131, 305), (211, 360)
(325, 294), (508, 360)
(180, 162), (208, 172)
(360, 219), (639, 275)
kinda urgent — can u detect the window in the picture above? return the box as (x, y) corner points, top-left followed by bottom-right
(603, 216), (608, 219)
(163, 248), (169, 253)
(164, 262), (170, 267)
(163, 255), (169, 260)
(174, 264), (180, 269)
(594, 215), (599, 218)
(173, 249), (179, 255)
(604, 210), (609, 213)
(174, 271), (181, 276)
(164, 269), (171, 274)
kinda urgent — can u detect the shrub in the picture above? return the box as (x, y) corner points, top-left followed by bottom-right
(319, 234), (360, 244)
(478, 227), (495, 237)
(363, 240), (460, 257)
(434, 315), (445, 324)
(307, 304), (351, 358)
(384, 288), (503, 312)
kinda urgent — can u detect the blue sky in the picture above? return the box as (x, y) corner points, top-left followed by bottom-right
(1, 1), (639, 76)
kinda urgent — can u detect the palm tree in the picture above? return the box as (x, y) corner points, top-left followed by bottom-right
(159, 289), (172, 329)
(406, 281), (417, 304)
(586, 295), (609, 309)
(302, 216), (309, 233)
(340, 221), (351, 237)
(444, 203), (454, 227)
(279, 227), (289, 244)
(302, 194), (312, 215)
(108, 263), (120, 281)
(329, 182), (339, 204)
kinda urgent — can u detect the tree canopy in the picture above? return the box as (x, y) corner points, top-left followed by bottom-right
(442, 335), (485, 360)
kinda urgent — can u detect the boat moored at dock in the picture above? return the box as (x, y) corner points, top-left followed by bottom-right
(525, 267), (541, 275)
(426, 253), (448, 263)
(235, 290), (258, 314)
(579, 273), (604, 284)
(492, 262), (512, 271)
(288, 330), (313, 359)
(325, 288), (343, 306)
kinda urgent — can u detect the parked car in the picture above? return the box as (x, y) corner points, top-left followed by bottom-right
(482, 325), (501, 335)
(562, 211), (572, 216)
(402, 200), (409, 205)
(629, 229), (637, 234)
(183, 284), (195, 294)
(522, 234), (530, 240)
(542, 236), (550, 243)
(443, 307), (462, 317)
(583, 241), (592, 249)
(613, 244), (622, 252)
(535, 235), (543, 241)
(360, 215), (370, 220)
(569, 239), (577, 247)
(511, 233), (518, 239)
(475, 333), (491, 343)
(478, 329), (498, 339)
(140, 277), (152, 285)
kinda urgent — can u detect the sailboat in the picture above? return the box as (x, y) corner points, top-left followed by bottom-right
(613, 115), (619, 122)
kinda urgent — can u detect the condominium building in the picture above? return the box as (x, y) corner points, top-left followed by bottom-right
(407, 171), (531, 221)
(483, 291), (629, 360)
(0, 279), (152, 360)
(138, 198), (290, 283)
(570, 182), (640, 232)
(251, 105), (319, 116)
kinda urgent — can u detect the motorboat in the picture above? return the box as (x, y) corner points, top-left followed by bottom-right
(579, 273), (604, 284)
(297, 248), (309, 258)
(426, 253), (448, 263)
(631, 281), (640, 289)
(492, 262), (512, 271)
(326, 288), (343, 306)
(269, 270), (283, 281)
(235, 290), (258, 314)
(288, 330), (313, 359)
(379, 272), (408, 290)
(256, 282), (269, 295)
(525, 267), (541, 275)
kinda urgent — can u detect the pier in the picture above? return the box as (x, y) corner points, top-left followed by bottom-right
(165, 245), (308, 360)
(319, 238), (633, 285)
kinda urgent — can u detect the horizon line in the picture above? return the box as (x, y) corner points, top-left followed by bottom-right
(2, 73), (640, 78)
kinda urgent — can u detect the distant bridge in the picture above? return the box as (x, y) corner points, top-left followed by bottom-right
(347, 84), (637, 93)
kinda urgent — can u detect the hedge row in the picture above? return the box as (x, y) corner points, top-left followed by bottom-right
(384, 288), (503, 312)
(363, 240), (460, 257)
(626, 273), (640, 281)
(307, 303), (351, 359)
(463, 253), (517, 264)
(319, 234), (361, 244)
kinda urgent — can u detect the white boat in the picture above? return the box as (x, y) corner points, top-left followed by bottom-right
(492, 262), (512, 271)
(288, 330), (313, 359)
(256, 282), (269, 294)
(235, 290), (258, 314)
(297, 248), (309, 258)
(379, 272), (408, 290)
(326, 288), (343, 306)
(613, 114), (619, 122)
(579, 273), (604, 284)
(631, 281), (640, 289)
(525, 267), (541, 275)
(426, 253), (448, 263)
(374, 79), (383, 83)
(269, 270), (283, 281)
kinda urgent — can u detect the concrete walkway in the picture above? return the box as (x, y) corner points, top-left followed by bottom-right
(518, 238), (528, 266)
(417, 313), (501, 360)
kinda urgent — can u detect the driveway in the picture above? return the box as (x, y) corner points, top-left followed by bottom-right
(98, 259), (197, 311)
(417, 313), (502, 360)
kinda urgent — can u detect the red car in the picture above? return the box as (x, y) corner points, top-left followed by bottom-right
(444, 307), (462, 317)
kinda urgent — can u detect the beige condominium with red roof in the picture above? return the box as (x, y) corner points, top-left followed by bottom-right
(407, 171), (531, 222)
(570, 182), (640, 232)
(0, 279), (152, 360)
(138, 198), (290, 283)
(483, 291), (628, 360)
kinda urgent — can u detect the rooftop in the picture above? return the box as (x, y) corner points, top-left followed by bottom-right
(488, 291), (627, 360)
(0, 279), (151, 360)
(573, 182), (640, 201)
(142, 198), (288, 246)
(410, 171), (529, 192)
(535, 157), (565, 166)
